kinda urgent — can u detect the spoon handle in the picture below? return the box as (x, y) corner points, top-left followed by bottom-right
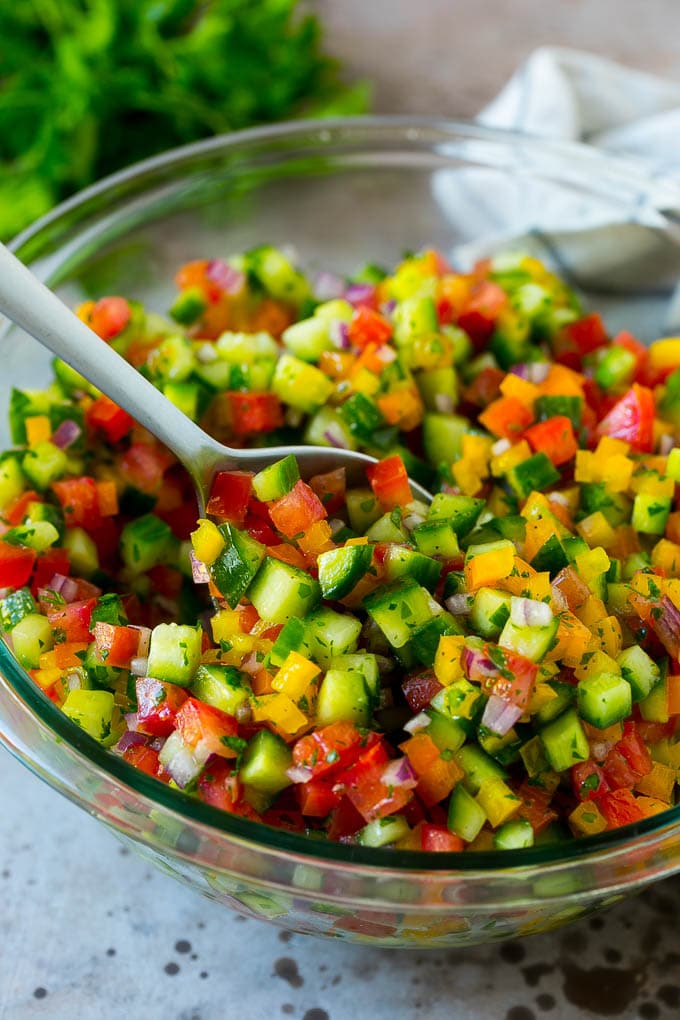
(0, 244), (220, 491)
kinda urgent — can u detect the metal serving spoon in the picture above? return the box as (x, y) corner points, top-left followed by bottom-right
(0, 244), (432, 511)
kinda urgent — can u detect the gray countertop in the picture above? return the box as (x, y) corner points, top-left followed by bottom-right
(4, 5), (680, 1018)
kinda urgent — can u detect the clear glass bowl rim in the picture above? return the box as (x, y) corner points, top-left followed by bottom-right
(3, 113), (680, 874)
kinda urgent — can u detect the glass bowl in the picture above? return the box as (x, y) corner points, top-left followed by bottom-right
(3, 117), (680, 948)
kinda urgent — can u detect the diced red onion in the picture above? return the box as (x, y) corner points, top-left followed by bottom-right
(651, 596), (680, 658)
(344, 283), (375, 307)
(129, 625), (151, 658)
(206, 259), (245, 294)
(510, 364), (531, 380)
(64, 670), (85, 691)
(284, 407), (304, 428)
(380, 299), (397, 315)
(434, 393), (454, 414)
(314, 271), (345, 301)
(51, 419), (82, 450)
(240, 652), (260, 675)
(329, 320), (351, 350)
(124, 712), (141, 732)
(130, 656), (149, 677)
(0, 588), (10, 600)
(381, 757), (418, 789)
(159, 732), (207, 788)
(491, 438), (511, 456)
(329, 518), (346, 535)
(462, 645), (498, 681)
(510, 597), (553, 629)
(323, 430), (348, 450)
(149, 737), (164, 752)
(190, 552), (210, 584)
(590, 739), (613, 763)
(550, 585), (569, 613)
(659, 433), (675, 456)
(116, 729), (150, 753)
(402, 511), (427, 531)
(403, 711), (431, 734)
(446, 594), (472, 615)
(512, 362), (549, 383)
(481, 694), (523, 736)
(235, 702), (252, 725)
(196, 342), (218, 364)
(286, 764), (314, 784)
(47, 573), (79, 602)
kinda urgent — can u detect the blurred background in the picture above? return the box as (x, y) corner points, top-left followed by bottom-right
(2, 0), (679, 243)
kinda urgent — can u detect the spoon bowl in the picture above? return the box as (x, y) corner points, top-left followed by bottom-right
(0, 243), (433, 510)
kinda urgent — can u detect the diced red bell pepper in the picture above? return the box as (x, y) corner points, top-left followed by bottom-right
(347, 306), (393, 348)
(52, 476), (101, 530)
(243, 514), (278, 546)
(563, 312), (608, 356)
(457, 281), (507, 346)
(206, 471), (253, 524)
(197, 759), (240, 810)
(174, 697), (239, 758)
(515, 781), (558, 834)
(332, 740), (390, 797)
(571, 761), (610, 801)
(292, 721), (377, 780)
(3, 490), (41, 527)
(402, 670), (443, 712)
(47, 598), (97, 643)
(0, 540), (36, 588)
(309, 468), (346, 516)
(420, 823), (464, 852)
(119, 442), (172, 494)
(366, 454), (412, 510)
(136, 677), (189, 737)
(343, 760), (415, 822)
(602, 747), (639, 791)
(596, 383), (655, 453)
(598, 789), (645, 830)
(616, 721), (653, 778)
(87, 395), (134, 443)
(122, 744), (169, 781)
(89, 296), (131, 341)
(524, 415), (578, 466)
(93, 622), (142, 669)
(31, 548), (71, 594)
(327, 796), (366, 840)
(269, 480), (327, 539)
(295, 777), (341, 817)
(226, 392), (283, 435)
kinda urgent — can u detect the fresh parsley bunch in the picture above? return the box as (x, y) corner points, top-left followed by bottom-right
(0, 0), (369, 240)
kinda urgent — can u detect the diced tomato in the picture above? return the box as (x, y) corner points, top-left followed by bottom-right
(485, 648), (538, 710)
(602, 747), (639, 791)
(238, 604), (260, 633)
(147, 565), (183, 600)
(347, 306), (393, 348)
(402, 670), (443, 712)
(86, 395), (134, 443)
(515, 781), (558, 834)
(563, 312), (608, 355)
(260, 807), (306, 832)
(3, 490), (41, 526)
(47, 598), (97, 643)
(571, 761), (610, 801)
(93, 622), (141, 668)
(136, 677), (189, 737)
(343, 760), (415, 822)
(52, 476), (101, 530)
(0, 540), (36, 588)
(295, 777), (341, 817)
(226, 392), (283, 435)
(309, 468), (346, 516)
(89, 296), (131, 341)
(635, 719), (677, 744)
(31, 548), (70, 594)
(206, 471), (253, 524)
(420, 823), (464, 852)
(598, 789), (645, 830)
(596, 383), (655, 453)
(292, 722), (377, 780)
(457, 281), (507, 346)
(174, 698), (239, 758)
(87, 517), (122, 570)
(332, 740), (390, 796)
(197, 759), (240, 810)
(269, 480), (327, 539)
(366, 454), (412, 510)
(461, 366), (505, 408)
(122, 744), (169, 781)
(524, 415), (578, 466)
(119, 442), (172, 495)
(243, 514), (278, 545)
(616, 721), (653, 778)
(327, 796), (365, 840)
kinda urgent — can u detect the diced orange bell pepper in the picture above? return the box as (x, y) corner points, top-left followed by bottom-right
(524, 416), (578, 466)
(479, 396), (534, 440)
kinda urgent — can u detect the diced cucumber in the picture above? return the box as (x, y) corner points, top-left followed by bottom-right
(329, 653), (379, 699)
(345, 488), (382, 533)
(163, 381), (200, 420)
(424, 710), (469, 754)
(632, 493), (671, 536)
(363, 579), (435, 649)
(427, 492), (485, 537)
(147, 623), (202, 686)
(0, 588), (37, 632)
(121, 514), (174, 575)
(470, 588), (512, 640)
(252, 455), (300, 502)
(393, 295), (438, 345)
(303, 406), (357, 450)
(191, 664), (250, 715)
(281, 316), (332, 362)
(365, 511), (409, 544)
(0, 455), (26, 510)
(577, 671), (632, 728)
(530, 534), (568, 576)
(416, 366), (458, 413)
(240, 728), (293, 799)
(149, 334), (196, 382)
(422, 412), (468, 466)
(268, 617), (306, 668)
(316, 668), (372, 726)
(383, 545), (441, 592)
(9, 388), (52, 444)
(534, 394), (583, 429)
(248, 557), (321, 624)
(193, 358), (233, 390)
(339, 392), (385, 442)
(507, 452), (560, 498)
(478, 726), (522, 766)
(302, 607), (362, 669)
(245, 245), (312, 306)
(410, 614), (463, 667)
(272, 354), (333, 414)
(357, 815), (410, 848)
(519, 734), (551, 778)
(63, 527), (100, 577)
(498, 614), (558, 663)
(639, 670), (670, 724)
(540, 708), (589, 772)
(317, 543), (373, 600)
(594, 346), (637, 390)
(412, 519), (460, 559)
(617, 644), (660, 702)
(169, 287), (206, 326)
(210, 524), (266, 609)
(10, 612), (54, 668)
(62, 689), (115, 742)
(432, 678), (483, 726)
(493, 818), (534, 850)
(25, 501), (65, 539)
(90, 594), (128, 627)
(22, 441), (68, 489)
(4, 520), (59, 553)
(215, 330), (279, 364)
(455, 744), (506, 794)
(534, 680), (575, 725)
(447, 784), (487, 843)
(83, 643), (123, 690)
(579, 482), (631, 527)
(562, 535), (589, 563)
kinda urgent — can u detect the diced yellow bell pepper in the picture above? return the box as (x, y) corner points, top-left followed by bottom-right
(350, 366), (381, 396)
(574, 649), (620, 682)
(636, 795), (670, 817)
(601, 455), (634, 493)
(651, 538), (680, 575)
(191, 518), (225, 566)
(500, 373), (540, 406)
(596, 435), (631, 459)
(629, 572), (667, 599)
(345, 536), (369, 546)
(272, 651), (321, 701)
(547, 612), (592, 667)
(297, 520), (334, 557)
(575, 595), (608, 627)
(252, 693), (308, 739)
(452, 458), (484, 497)
(523, 517), (559, 563)
(569, 801), (607, 836)
(538, 364), (584, 398)
(635, 761), (676, 803)
(589, 615), (623, 658)
(524, 572), (552, 603)
(576, 511), (616, 551)
(490, 439), (532, 478)
(630, 472), (675, 498)
(475, 778), (521, 828)
(575, 546), (610, 585)
(32, 667), (63, 690)
(434, 635), (466, 686)
(461, 433), (494, 467)
(650, 738), (680, 770)
(464, 541), (516, 591)
(649, 337), (680, 374)
(527, 683), (558, 715)
(25, 415), (51, 447)
(211, 608), (244, 643)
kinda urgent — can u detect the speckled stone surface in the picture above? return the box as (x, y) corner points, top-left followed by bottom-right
(3, 750), (680, 1020)
(5, 6), (680, 1019)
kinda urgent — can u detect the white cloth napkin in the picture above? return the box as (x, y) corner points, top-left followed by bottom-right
(435, 47), (680, 335)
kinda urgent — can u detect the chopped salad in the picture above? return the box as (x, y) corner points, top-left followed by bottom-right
(3, 245), (680, 853)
